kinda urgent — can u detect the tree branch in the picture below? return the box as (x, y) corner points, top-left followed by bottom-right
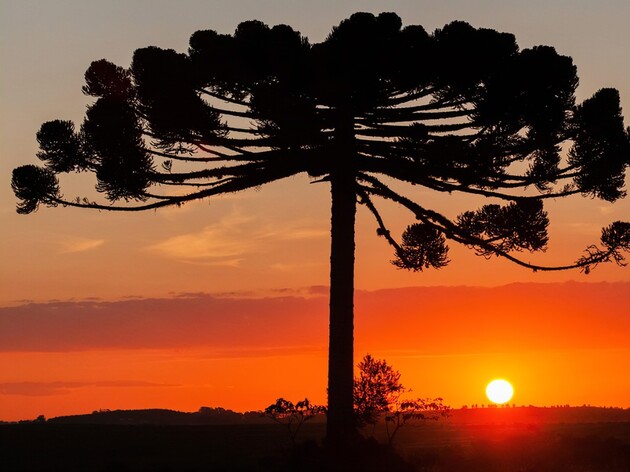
(52, 162), (304, 212)
(356, 121), (473, 138)
(360, 175), (624, 273)
(146, 148), (245, 162)
(356, 187), (404, 256)
(357, 108), (472, 125)
(358, 155), (583, 201)
(197, 88), (251, 107)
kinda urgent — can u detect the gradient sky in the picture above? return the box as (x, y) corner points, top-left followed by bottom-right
(1, 0), (629, 421)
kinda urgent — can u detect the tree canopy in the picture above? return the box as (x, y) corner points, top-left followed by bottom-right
(11, 12), (630, 441)
(12, 12), (630, 271)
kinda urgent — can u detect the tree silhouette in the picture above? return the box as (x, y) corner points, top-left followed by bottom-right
(11, 13), (630, 443)
(354, 354), (405, 428)
(353, 354), (449, 447)
(264, 397), (326, 445)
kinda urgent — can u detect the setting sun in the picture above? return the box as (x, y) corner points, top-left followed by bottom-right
(486, 379), (514, 404)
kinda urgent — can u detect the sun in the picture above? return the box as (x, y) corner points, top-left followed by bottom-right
(486, 379), (514, 404)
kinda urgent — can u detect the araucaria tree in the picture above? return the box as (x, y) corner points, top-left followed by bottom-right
(11, 13), (630, 443)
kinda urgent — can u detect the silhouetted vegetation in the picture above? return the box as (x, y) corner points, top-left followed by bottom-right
(11, 11), (630, 442)
(355, 354), (406, 428)
(47, 406), (267, 425)
(354, 354), (450, 446)
(2, 414), (629, 471)
(20, 404), (628, 427)
(264, 398), (326, 445)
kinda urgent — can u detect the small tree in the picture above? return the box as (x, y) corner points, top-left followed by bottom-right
(354, 354), (450, 446)
(354, 354), (405, 428)
(384, 398), (450, 447)
(264, 397), (326, 445)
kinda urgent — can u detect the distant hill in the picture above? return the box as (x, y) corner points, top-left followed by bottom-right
(47, 407), (271, 425)
(447, 405), (630, 425)
(42, 405), (630, 426)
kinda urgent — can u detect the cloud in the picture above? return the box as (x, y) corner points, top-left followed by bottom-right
(148, 212), (326, 264)
(148, 211), (253, 263)
(185, 344), (326, 360)
(0, 381), (177, 396)
(0, 282), (628, 355)
(0, 293), (329, 352)
(149, 228), (250, 263)
(563, 222), (601, 234)
(258, 227), (328, 241)
(58, 237), (105, 254)
(308, 285), (329, 295)
(598, 205), (615, 216)
(269, 262), (322, 272)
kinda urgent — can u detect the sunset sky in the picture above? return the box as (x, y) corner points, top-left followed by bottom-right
(1, 0), (629, 422)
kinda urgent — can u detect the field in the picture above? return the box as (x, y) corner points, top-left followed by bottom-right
(392, 422), (630, 471)
(2, 420), (630, 472)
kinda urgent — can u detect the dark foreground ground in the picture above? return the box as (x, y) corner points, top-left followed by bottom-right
(2, 421), (630, 472)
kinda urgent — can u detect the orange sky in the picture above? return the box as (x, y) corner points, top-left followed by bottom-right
(1, 283), (629, 421)
(1, 1), (629, 421)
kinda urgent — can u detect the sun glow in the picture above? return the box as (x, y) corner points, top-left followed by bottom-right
(486, 379), (514, 404)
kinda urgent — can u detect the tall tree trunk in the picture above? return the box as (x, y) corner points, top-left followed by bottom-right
(326, 170), (357, 444)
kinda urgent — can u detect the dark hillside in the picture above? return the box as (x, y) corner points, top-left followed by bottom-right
(447, 405), (630, 424)
(2, 408), (629, 472)
(41, 405), (630, 426)
(1, 423), (319, 472)
(47, 406), (263, 425)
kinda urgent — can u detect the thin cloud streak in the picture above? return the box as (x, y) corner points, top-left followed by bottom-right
(58, 238), (105, 254)
(0, 380), (178, 396)
(384, 346), (630, 359)
(147, 210), (326, 264)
